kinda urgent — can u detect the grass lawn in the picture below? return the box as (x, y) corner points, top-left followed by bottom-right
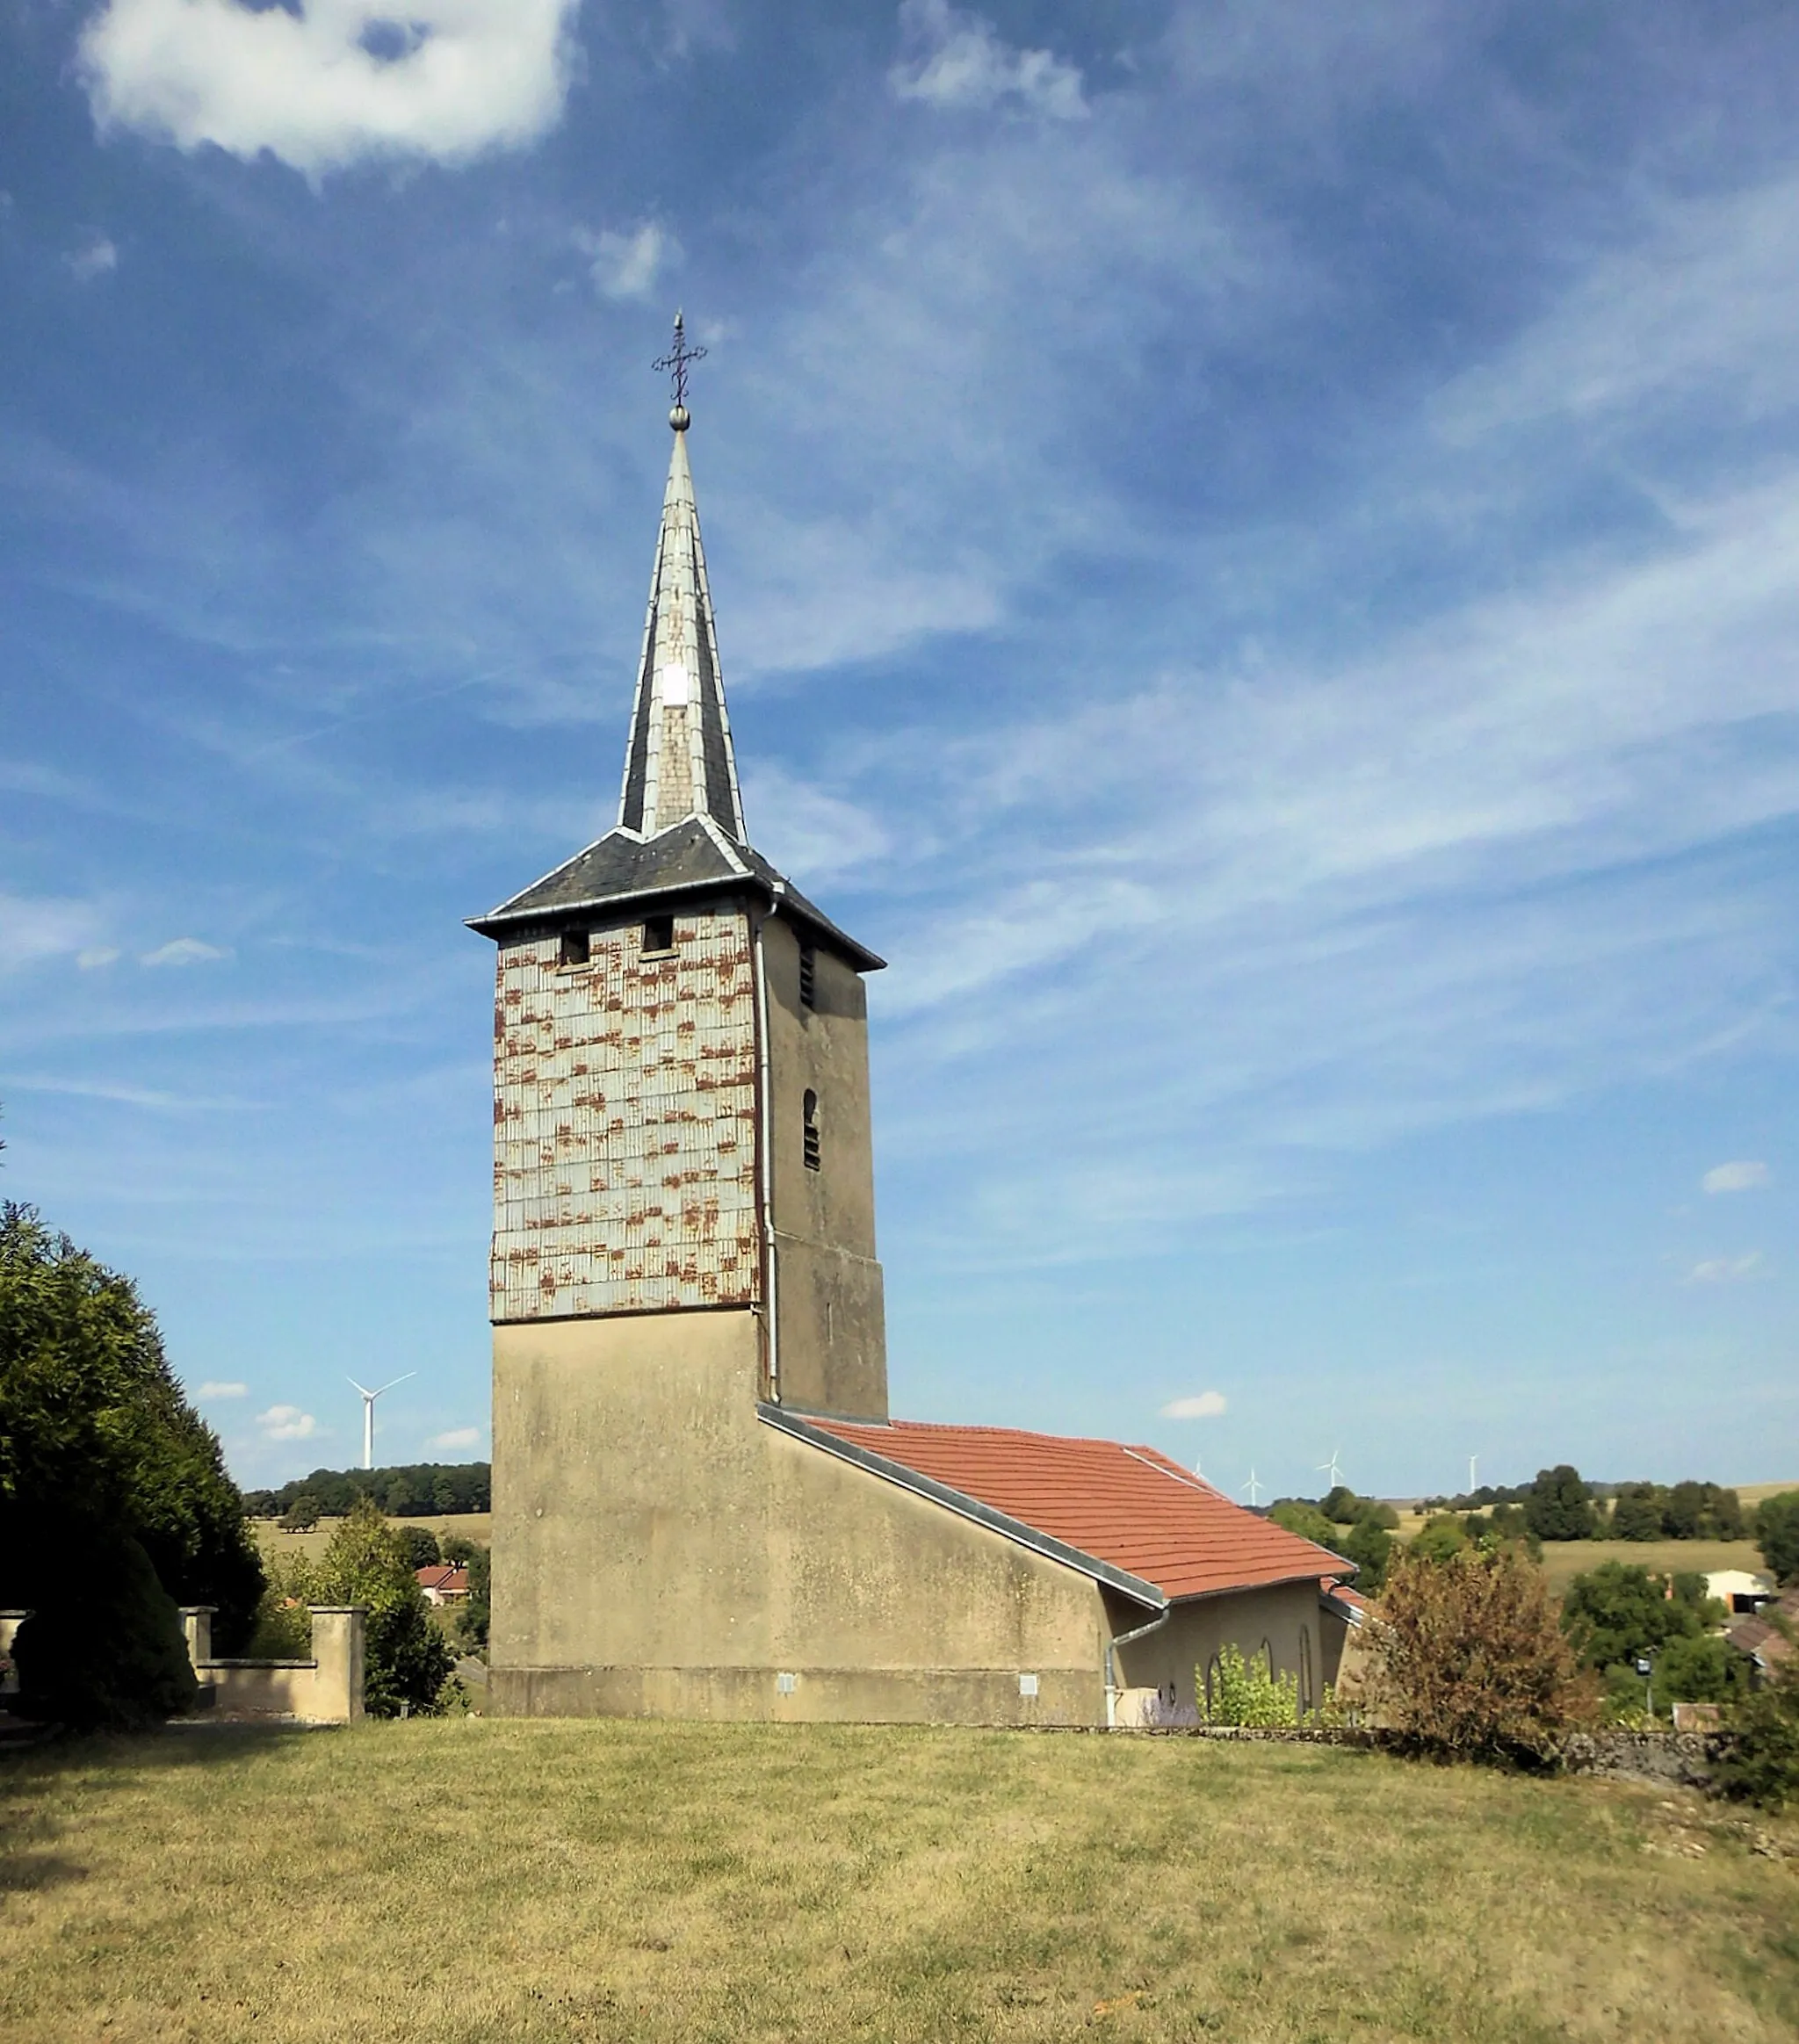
(2, 1723), (1795, 2044)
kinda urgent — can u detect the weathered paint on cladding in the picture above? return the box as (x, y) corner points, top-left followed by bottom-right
(490, 910), (761, 1320)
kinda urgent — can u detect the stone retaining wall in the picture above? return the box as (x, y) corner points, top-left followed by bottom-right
(180, 1607), (365, 1724)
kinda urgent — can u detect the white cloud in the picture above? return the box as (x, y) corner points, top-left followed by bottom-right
(0, 894), (103, 977)
(65, 234), (118, 281)
(890, 0), (1086, 119)
(141, 937), (231, 967)
(1702, 1160), (1770, 1195)
(256, 1403), (318, 1440)
(427, 1426), (482, 1450)
(1686, 1253), (1763, 1285)
(580, 221), (676, 302)
(198, 1380), (249, 1399)
(77, 946), (121, 970)
(77, 0), (580, 178)
(1161, 1390), (1229, 1420)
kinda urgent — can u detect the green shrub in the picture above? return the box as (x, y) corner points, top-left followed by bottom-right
(243, 1549), (314, 1658)
(311, 1499), (454, 1716)
(12, 1532), (198, 1730)
(1712, 1618), (1799, 1809)
(1409, 1514), (1469, 1563)
(1270, 1500), (1338, 1547)
(455, 1544), (490, 1653)
(1203, 1643), (1299, 1727)
(1342, 1515), (1393, 1593)
(1755, 1492), (1799, 1587)
(394, 1525), (442, 1570)
(1562, 1562), (1719, 1684)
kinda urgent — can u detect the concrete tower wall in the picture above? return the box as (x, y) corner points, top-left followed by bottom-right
(490, 1311), (1109, 1723)
(759, 912), (888, 1423)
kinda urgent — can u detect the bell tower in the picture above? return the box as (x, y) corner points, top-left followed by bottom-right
(470, 327), (889, 1709)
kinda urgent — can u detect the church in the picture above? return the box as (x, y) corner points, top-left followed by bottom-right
(469, 336), (1351, 1725)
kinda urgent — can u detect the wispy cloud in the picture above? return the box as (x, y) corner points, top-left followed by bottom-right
(1702, 1160), (1770, 1194)
(890, 0), (1087, 119)
(141, 938), (232, 968)
(1161, 1390), (1228, 1420)
(580, 221), (677, 302)
(0, 894), (103, 977)
(1686, 1252), (1764, 1285)
(427, 1426), (482, 1451)
(78, 0), (581, 177)
(198, 1380), (248, 1399)
(64, 234), (118, 282)
(77, 947), (121, 971)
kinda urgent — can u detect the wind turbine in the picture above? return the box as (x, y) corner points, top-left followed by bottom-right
(1240, 1468), (1264, 1508)
(348, 1374), (415, 1471)
(1316, 1448), (1347, 1491)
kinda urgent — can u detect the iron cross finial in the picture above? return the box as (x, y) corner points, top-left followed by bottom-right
(654, 309), (706, 429)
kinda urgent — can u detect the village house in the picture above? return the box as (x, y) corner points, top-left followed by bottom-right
(415, 1565), (470, 1607)
(470, 340), (1350, 1725)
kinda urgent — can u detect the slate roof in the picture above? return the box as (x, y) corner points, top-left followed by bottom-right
(618, 422), (746, 841)
(764, 1408), (1353, 1607)
(466, 813), (885, 970)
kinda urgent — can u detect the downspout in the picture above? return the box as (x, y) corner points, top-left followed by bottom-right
(750, 906), (779, 1403)
(1104, 1605), (1172, 1729)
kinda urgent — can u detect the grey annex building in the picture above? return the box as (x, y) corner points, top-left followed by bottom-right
(469, 341), (1353, 1725)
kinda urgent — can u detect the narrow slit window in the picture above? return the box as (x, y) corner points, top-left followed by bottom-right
(802, 1088), (820, 1171)
(798, 942), (817, 1012)
(560, 929), (590, 968)
(642, 914), (676, 955)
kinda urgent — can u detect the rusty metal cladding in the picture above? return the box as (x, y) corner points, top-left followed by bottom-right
(489, 911), (761, 1320)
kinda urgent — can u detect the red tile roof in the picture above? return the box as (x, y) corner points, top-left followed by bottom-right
(415, 1565), (468, 1595)
(802, 1416), (1352, 1603)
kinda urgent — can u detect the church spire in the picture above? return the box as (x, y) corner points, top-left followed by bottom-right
(618, 314), (746, 843)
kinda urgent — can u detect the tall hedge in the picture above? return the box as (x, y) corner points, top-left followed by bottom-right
(0, 1203), (264, 1723)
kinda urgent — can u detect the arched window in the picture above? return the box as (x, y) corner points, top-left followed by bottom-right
(1300, 1626), (1314, 1715)
(1203, 1651), (1221, 1720)
(802, 1088), (820, 1171)
(1260, 1638), (1275, 1680)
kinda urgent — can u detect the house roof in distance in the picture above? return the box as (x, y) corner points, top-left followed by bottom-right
(767, 1409), (1353, 1606)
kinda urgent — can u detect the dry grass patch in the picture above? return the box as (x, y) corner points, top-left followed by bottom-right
(1, 1721), (1795, 2044)
(1532, 1538), (1766, 1594)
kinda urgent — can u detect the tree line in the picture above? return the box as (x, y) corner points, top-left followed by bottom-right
(1423, 1465), (1749, 1542)
(242, 1461), (490, 1522)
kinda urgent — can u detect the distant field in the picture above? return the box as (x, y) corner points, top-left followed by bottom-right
(3, 1720), (1795, 2044)
(251, 1513), (492, 1566)
(1533, 1538), (1767, 1595)
(1738, 1481), (1799, 1506)
(1382, 1513), (1768, 1595)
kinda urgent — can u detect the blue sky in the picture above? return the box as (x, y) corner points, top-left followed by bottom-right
(3, 0), (1796, 1499)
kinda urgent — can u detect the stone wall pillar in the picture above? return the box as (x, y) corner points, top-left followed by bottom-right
(179, 1606), (216, 1671)
(0, 1610), (27, 1695)
(307, 1607), (366, 1723)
